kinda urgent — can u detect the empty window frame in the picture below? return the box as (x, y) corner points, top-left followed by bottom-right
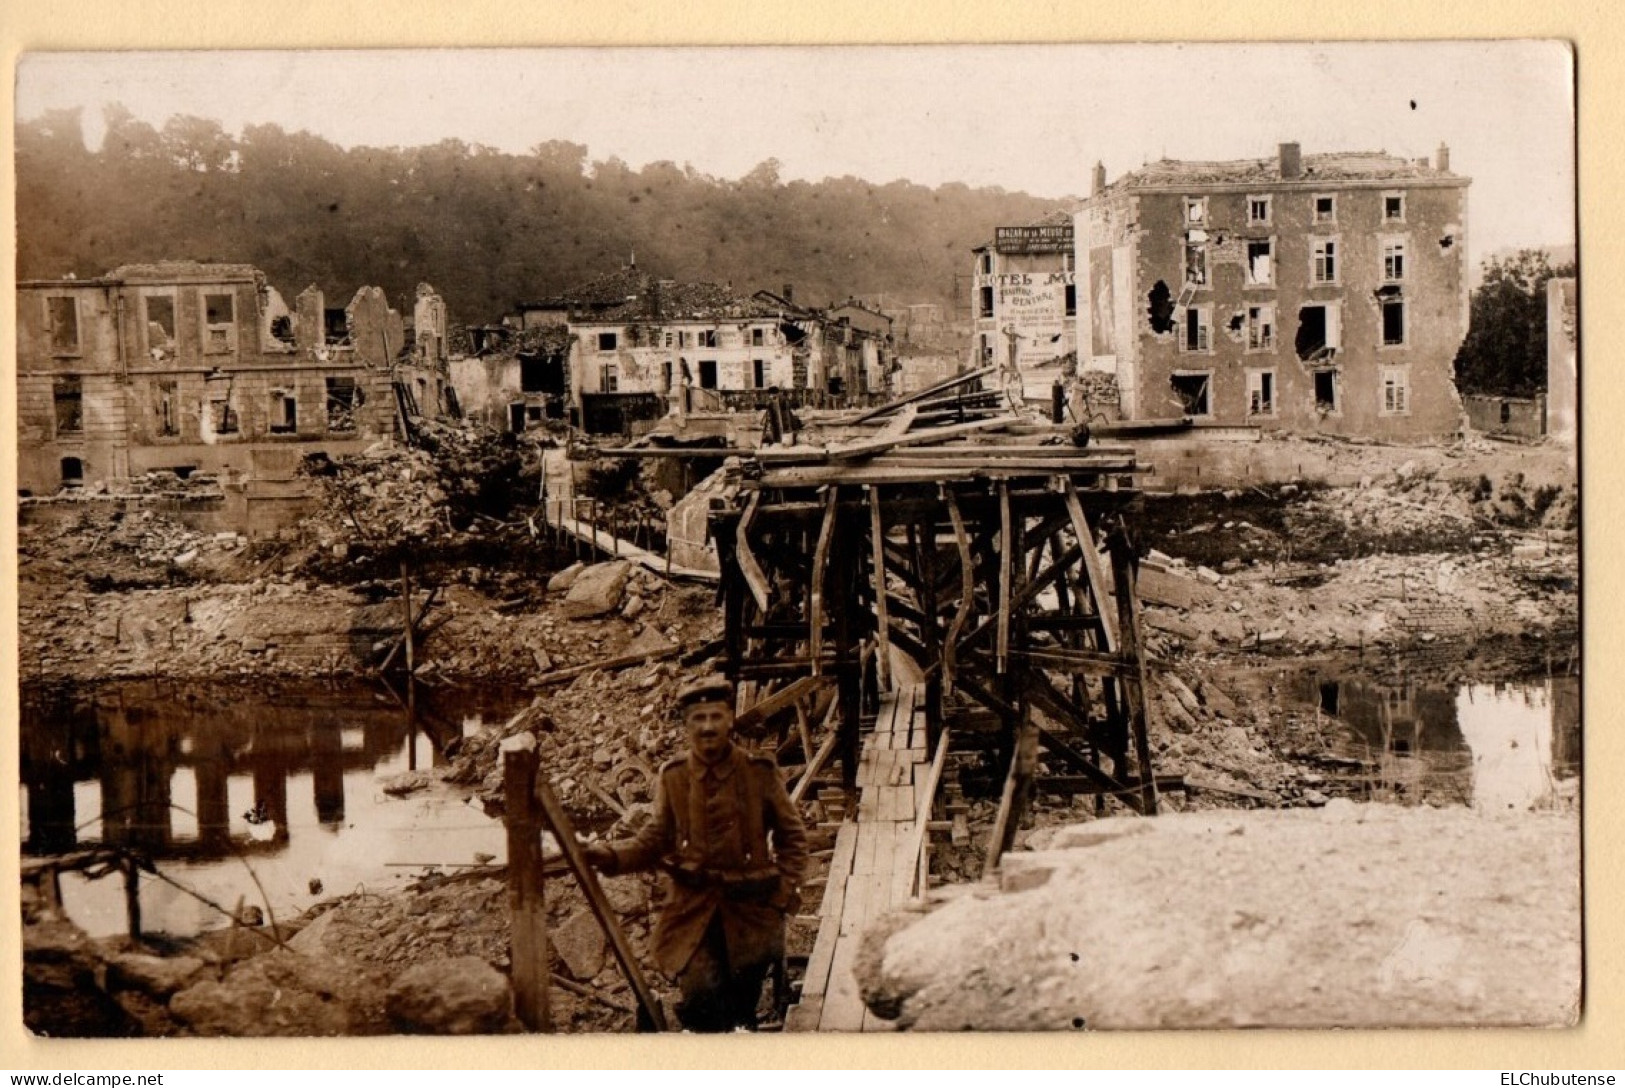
(752, 327), (766, 347)
(1313, 369), (1340, 414)
(1312, 238), (1339, 284)
(156, 380), (179, 436)
(597, 331), (618, 352)
(1181, 306), (1212, 353)
(60, 456), (84, 487)
(269, 391), (297, 434)
(210, 397), (240, 435)
(980, 336), (995, 365)
(1246, 303), (1277, 352)
(1245, 239), (1275, 286)
(1184, 196), (1208, 225)
(53, 375), (84, 434)
(1247, 196), (1272, 225)
(1170, 372), (1212, 416)
(698, 329), (719, 348)
(664, 330), (675, 348)
(1295, 303), (1342, 362)
(202, 292), (236, 355)
(1313, 194), (1336, 223)
(46, 296), (81, 355)
(144, 294), (177, 355)
(1246, 369), (1276, 417)
(1382, 238), (1408, 282)
(753, 359), (767, 388)
(1381, 366), (1410, 414)
(698, 360), (718, 389)
(600, 364), (619, 393)
(979, 285), (995, 318)
(325, 376), (362, 432)
(980, 252), (993, 275)
(1381, 296), (1407, 346)
(520, 356), (547, 393)
(1383, 192), (1406, 222)
(1184, 241), (1208, 286)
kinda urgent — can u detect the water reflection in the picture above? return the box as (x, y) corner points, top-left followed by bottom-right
(20, 679), (532, 938)
(1298, 674), (1580, 810)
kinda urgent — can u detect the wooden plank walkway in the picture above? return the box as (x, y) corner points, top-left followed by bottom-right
(786, 683), (931, 1032)
(545, 501), (720, 583)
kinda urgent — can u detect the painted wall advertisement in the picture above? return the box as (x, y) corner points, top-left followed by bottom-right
(994, 271), (1074, 368)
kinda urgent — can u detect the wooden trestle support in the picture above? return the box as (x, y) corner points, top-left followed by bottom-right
(713, 446), (1161, 880)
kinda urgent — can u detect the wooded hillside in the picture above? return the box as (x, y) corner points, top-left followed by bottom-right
(16, 108), (1069, 325)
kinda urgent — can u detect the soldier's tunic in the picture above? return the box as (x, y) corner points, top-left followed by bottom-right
(604, 743), (810, 978)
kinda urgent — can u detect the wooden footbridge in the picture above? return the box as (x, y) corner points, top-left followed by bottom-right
(702, 382), (1165, 1031)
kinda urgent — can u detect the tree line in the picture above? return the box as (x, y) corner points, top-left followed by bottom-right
(16, 107), (1065, 327)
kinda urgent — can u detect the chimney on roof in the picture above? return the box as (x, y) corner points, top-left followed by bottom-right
(1436, 142), (1450, 173)
(1092, 161), (1106, 196)
(1279, 142), (1302, 180)
(783, 283), (794, 304)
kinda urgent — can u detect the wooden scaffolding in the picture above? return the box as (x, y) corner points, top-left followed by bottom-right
(713, 418), (1162, 873)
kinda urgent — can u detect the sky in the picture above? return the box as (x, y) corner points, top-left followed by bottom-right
(16, 42), (1576, 273)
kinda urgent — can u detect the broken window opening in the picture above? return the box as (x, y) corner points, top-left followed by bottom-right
(1184, 242), (1208, 286)
(752, 327), (766, 347)
(269, 315), (295, 346)
(597, 331), (618, 352)
(753, 359), (767, 389)
(1384, 193), (1405, 221)
(698, 360), (718, 389)
(1382, 240), (1407, 282)
(47, 296), (81, 355)
(269, 391), (298, 434)
(156, 380), (179, 437)
(599, 363), (619, 393)
(1170, 372), (1211, 416)
(53, 375), (83, 435)
(979, 285), (994, 318)
(1064, 284), (1077, 317)
(698, 329), (719, 349)
(508, 403), (527, 433)
(1228, 313), (1246, 334)
(60, 456), (84, 488)
(1313, 369), (1339, 414)
(325, 376), (362, 432)
(1500, 400), (1513, 425)
(1312, 238), (1338, 284)
(1319, 682), (1340, 715)
(203, 292), (236, 355)
(1246, 369), (1276, 417)
(526, 405), (543, 422)
(1314, 194), (1336, 223)
(520, 355), (547, 393)
(1184, 197), (1207, 225)
(1147, 281), (1176, 335)
(210, 398), (240, 435)
(1245, 239), (1274, 286)
(1381, 367), (1410, 414)
(1246, 304), (1276, 352)
(1295, 303), (1341, 362)
(1248, 196), (1271, 224)
(1381, 297), (1406, 346)
(1182, 307), (1211, 353)
(145, 295), (177, 355)
(1439, 234), (1455, 250)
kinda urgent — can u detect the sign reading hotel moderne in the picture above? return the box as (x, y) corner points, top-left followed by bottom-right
(995, 224), (1074, 255)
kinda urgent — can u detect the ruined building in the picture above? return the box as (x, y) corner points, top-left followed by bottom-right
(16, 262), (451, 500)
(495, 267), (890, 436)
(1074, 144), (1469, 438)
(971, 209), (1078, 399)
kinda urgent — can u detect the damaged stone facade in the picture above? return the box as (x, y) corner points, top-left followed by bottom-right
(1075, 144), (1469, 439)
(971, 210), (1077, 401)
(16, 262), (451, 495)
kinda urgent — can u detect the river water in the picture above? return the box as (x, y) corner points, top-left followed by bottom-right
(19, 672), (1580, 941)
(19, 679), (534, 940)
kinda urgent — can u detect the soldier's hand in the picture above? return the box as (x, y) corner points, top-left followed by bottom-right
(771, 886), (803, 916)
(582, 844), (615, 871)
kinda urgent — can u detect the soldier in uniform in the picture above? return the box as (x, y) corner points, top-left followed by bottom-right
(585, 675), (809, 1031)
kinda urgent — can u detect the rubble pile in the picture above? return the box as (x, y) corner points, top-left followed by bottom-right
(17, 507), (271, 593)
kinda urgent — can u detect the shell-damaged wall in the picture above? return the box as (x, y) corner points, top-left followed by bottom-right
(1080, 183), (1468, 440)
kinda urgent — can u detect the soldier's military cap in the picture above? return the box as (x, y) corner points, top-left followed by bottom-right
(676, 673), (735, 709)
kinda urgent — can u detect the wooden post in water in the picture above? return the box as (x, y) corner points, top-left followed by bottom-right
(502, 734), (552, 1031)
(399, 560), (415, 675)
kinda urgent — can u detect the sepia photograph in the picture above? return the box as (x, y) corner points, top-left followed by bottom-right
(12, 40), (1580, 1041)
